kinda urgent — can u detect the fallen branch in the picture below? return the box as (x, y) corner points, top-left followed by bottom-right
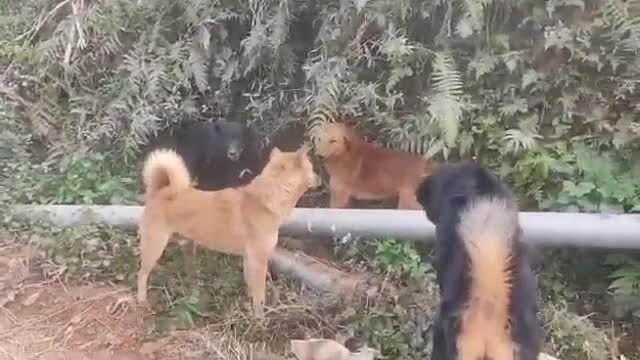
(270, 248), (392, 301)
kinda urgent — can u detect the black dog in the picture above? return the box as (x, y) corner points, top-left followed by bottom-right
(416, 162), (542, 360)
(170, 119), (263, 191)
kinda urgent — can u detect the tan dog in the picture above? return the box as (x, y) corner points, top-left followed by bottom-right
(137, 145), (318, 317)
(314, 122), (433, 209)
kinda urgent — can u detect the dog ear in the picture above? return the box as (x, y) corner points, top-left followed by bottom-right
(297, 143), (311, 157)
(269, 147), (282, 159)
(416, 175), (440, 223)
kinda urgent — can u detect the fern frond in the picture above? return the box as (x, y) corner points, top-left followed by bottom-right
(468, 51), (498, 80)
(428, 52), (464, 146)
(386, 66), (413, 95)
(602, 0), (640, 53)
(126, 105), (162, 150)
(307, 78), (340, 142)
(457, 0), (494, 38)
(187, 46), (208, 94)
(503, 115), (542, 154)
(270, 1), (291, 49)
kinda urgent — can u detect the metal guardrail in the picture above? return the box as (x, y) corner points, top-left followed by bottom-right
(12, 205), (640, 249)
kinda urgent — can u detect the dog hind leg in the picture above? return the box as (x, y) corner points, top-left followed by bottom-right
(329, 183), (352, 208)
(398, 187), (422, 210)
(487, 336), (515, 360)
(137, 222), (171, 304)
(457, 330), (485, 360)
(431, 315), (448, 360)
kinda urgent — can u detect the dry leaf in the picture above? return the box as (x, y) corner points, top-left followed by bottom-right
(21, 291), (41, 306)
(70, 313), (83, 324)
(139, 340), (164, 355)
(0, 289), (17, 307)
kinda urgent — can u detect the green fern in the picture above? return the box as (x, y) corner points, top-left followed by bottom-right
(428, 52), (464, 147)
(468, 51), (499, 80)
(503, 115), (542, 154)
(602, 0), (640, 53)
(608, 259), (640, 295)
(187, 46), (209, 94)
(457, 0), (493, 38)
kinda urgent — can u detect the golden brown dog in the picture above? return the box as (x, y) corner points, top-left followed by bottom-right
(137, 145), (318, 317)
(314, 122), (433, 210)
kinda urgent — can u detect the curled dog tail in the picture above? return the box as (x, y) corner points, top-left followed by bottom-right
(457, 196), (518, 360)
(142, 149), (191, 198)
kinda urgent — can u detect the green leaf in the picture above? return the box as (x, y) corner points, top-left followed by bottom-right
(522, 69), (544, 89)
(177, 306), (194, 327)
(469, 52), (499, 80)
(498, 98), (529, 117)
(501, 51), (522, 73)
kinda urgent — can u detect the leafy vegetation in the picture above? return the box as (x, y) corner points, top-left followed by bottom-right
(373, 238), (433, 281)
(2, 0), (639, 204)
(1, 0), (639, 357)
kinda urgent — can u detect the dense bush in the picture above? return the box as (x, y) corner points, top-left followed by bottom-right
(1, 0), (639, 207)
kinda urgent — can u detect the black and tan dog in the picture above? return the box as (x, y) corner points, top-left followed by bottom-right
(416, 162), (542, 360)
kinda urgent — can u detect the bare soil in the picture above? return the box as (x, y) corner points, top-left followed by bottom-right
(0, 243), (147, 359)
(0, 235), (389, 360)
(0, 242), (251, 360)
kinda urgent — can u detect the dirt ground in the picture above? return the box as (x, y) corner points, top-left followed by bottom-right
(0, 230), (632, 360)
(0, 243), (229, 360)
(0, 234), (383, 360)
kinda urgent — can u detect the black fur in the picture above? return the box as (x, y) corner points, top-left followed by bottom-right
(415, 161), (542, 360)
(161, 119), (264, 191)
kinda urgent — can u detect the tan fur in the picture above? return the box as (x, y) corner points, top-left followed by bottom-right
(314, 122), (433, 209)
(137, 145), (319, 318)
(457, 197), (518, 360)
(142, 149), (192, 198)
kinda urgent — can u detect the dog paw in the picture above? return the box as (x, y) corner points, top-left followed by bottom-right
(108, 295), (135, 317)
(136, 292), (150, 307)
(252, 304), (265, 320)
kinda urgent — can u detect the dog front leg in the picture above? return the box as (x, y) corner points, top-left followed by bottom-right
(329, 183), (352, 208)
(243, 251), (269, 318)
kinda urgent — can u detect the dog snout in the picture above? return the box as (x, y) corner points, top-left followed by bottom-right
(227, 143), (242, 161)
(311, 174), (321, 188)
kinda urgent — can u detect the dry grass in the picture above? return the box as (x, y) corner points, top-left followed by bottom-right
(0, 228), (621, 360)
(0, 234), (417, 359)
